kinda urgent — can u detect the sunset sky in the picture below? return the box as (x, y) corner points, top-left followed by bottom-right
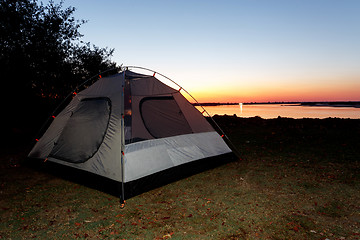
(62, 0), (360, 103)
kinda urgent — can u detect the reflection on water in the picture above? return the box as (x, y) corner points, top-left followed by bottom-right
(196, 104), (360, 119)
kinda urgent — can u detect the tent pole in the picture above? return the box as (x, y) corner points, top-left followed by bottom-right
(120, 71), (126, 207)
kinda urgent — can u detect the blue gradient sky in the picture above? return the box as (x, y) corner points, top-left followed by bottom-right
(61, 0), (360, 102)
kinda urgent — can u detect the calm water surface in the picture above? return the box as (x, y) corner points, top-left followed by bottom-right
(196, 104), (360, 119)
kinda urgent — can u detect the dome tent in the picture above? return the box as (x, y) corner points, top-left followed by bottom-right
(29, 67), (234, 203)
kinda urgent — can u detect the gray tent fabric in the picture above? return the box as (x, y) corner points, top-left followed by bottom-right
(29, 73), (125, 181)
(124, 131), (230, 182)
(29, 69), (232, 186)
(49, 98), (111, 163)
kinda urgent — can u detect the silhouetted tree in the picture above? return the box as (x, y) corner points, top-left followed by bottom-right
(0, 0), (118, 143)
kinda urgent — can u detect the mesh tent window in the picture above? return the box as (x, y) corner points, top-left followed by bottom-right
(49, 98), (111, 163)
(140, 96), (192, 138)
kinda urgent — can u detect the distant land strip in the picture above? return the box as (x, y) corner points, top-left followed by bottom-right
(193, 101), (360, 108)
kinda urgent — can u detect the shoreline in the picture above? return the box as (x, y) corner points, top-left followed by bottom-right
(209, 115), (360, 121)
(193, 101), (360, 108)
(300, 102), (360, 108)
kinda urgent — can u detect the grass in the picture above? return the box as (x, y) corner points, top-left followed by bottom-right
(1, 116), (360, 239)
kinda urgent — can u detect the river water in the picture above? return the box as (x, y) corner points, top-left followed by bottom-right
(196, 104), (360, 119)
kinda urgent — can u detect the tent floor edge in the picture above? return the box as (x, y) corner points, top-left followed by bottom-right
(26, 152), (237, 203)
(26, 157), (122, 198)
(123, 152), (237, 199)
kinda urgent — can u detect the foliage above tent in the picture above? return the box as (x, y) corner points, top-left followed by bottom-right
(0, 0), (118, 141)
(0, 0), (118, 100)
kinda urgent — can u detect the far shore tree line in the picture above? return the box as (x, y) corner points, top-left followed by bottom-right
(0, 0), (118, 143)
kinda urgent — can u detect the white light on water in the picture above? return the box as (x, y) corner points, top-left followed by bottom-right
(239, 103), (243, 114)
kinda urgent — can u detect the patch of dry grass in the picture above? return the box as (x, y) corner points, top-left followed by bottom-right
(1, 117), (359, 239)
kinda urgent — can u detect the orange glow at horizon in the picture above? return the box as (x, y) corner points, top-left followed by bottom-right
(186, 81), (360, 103)
(168, 65), (360, 104)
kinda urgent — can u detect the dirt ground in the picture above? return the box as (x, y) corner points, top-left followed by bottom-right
(1, 116), (359, 239)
